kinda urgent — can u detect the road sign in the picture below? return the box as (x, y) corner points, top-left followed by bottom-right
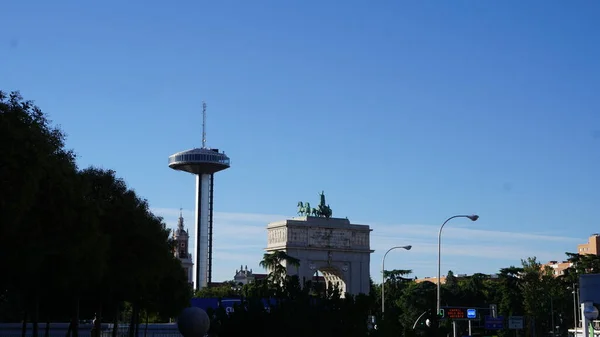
(441, 307), (478, 320)
(508, 316), (524, 330)
(447, 308), (467, 319)
(485, 316), (504, 330)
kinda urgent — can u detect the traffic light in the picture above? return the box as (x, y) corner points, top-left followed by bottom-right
(438, 308), (445, 318)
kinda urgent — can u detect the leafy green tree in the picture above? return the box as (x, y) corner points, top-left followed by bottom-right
(78, 168), (189, 336)
(564, 252), (600, 283)
(444, 270), (459, 295)
(383, 269), (413, 283)
(2, 90), (200, 336)
(497, 266), (524, 317)
(146, 256), (193, 321)
(0, 91), (108, 337)
(520, 257), (555, 337)
(259, 251), (301, 291)
(457, 273), (489, 307)
(196, 281), (239, 298)
(379, 269), (412, 327)
(396, 281), (437, 337)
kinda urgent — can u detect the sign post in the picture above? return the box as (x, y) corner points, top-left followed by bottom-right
(467, 309), (477, 336)
(508, 316), (524, 330)
(509, 316), (524, 337)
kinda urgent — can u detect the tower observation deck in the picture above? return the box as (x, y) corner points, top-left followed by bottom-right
(168, 102), (230, 290)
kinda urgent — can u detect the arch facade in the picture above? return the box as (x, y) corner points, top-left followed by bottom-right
(266, 216), (373, 296)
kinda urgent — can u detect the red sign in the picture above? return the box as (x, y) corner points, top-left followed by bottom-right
(446, 308), (467, 319)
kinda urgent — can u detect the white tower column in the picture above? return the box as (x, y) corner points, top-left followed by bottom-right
(194, 173), (211, 290)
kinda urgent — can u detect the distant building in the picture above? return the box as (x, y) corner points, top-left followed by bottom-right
(577, 234), (600, 255)
(542, 260), (572, 277)
(415, 276), (447, 284)
(538, 234), (600, 277)
(233, 265), (325, 285)
(234, 265), (268, 285)
(173, 210), (194, 285)
(414, 273), (499, 284)
(417, 235), (600, 282)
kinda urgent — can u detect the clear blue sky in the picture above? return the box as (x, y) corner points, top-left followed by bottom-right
(3, 0), (600, 282)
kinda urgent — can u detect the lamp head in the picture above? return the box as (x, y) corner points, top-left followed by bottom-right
(467, 215), (479, 221)
(404, 245), (412, 250)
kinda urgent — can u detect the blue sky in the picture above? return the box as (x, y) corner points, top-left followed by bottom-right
(2, 0), (600, 282)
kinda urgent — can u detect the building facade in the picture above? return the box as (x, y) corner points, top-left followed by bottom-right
(233, 265), (325, 285)
(544, 260), (572, 276)
(266, 215), (373, 296)
(233, 265), (267, 285)
(577, 234), (600, 255)
(542, 234), (600, 277)
(173, 211), (194, 285)
(415, 274), (498, 284)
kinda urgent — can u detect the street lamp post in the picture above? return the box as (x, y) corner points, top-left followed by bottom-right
(436, 214), (479, 317)
(573, 284), (578, 336)
(382, 245), (412, 319)
(551, 297), (555, 336)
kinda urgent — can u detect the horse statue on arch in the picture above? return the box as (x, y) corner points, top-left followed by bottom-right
(297, 201), (313, 216)
(297, 201), (305, 216)
(297, 191), (334, 218)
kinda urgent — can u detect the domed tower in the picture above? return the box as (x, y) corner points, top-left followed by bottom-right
(168, 102), (231, 290)
(173, 209), (193, 285)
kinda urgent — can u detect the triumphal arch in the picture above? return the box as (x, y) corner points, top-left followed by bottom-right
(266, 192), (373, 296)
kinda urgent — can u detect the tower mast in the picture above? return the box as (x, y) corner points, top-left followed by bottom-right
(202, 102), (207, 149)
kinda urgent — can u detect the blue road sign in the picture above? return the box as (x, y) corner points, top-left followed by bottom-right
(467, 309), (477, 319)
(484, 316), (504, 330)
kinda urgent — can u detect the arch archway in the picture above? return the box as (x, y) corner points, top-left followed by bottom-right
(267, 216), (373, 296)
(309, 263), (347, 295)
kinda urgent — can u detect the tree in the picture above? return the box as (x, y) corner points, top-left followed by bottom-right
(79, 167), (187, 336)
(2, 90), (198, 335)
(458, 273), (489, 307)
(379, 269), (412, 324)
(520, 257), (554, 337)
(564, 252), (600, 283)
(397, 281), (437, 337)
(0, 91), (108, 337)
(497, 266), (524, 317)
(259, 251), (300, 286)
(196, 282), (239, 299)
(444, 270), (459, 293)
(146, 256), (193, 321)
(441, 270), (460, 308)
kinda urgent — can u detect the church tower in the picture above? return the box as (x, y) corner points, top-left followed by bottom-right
(173, 209), (194, 286)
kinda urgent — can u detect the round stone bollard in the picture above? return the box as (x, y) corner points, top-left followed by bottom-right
(177, 307), (211, 337)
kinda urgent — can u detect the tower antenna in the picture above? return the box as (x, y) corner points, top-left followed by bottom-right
(202, 102), (207, 149)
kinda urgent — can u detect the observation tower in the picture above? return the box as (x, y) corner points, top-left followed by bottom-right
(168, 102), (230, 290)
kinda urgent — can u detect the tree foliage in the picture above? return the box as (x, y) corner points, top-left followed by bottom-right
(0, 91), (191, 336)
(203, 250), (597, 337)
(202, 252), (375, 337)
